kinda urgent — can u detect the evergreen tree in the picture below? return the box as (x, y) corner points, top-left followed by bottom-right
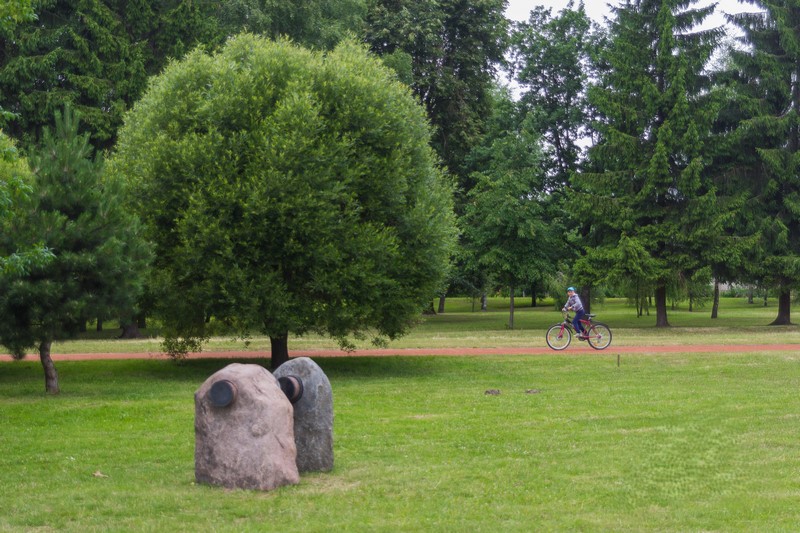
(0, 0), (35, 30)
(724, 1), (800, 324)
(0, 0), (150, 151)
(577, 0), (724, 326)
(0, 107), (151, 393)
(0, 0), (367, 152)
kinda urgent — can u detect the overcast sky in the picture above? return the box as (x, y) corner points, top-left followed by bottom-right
(505, 0), (759, 29)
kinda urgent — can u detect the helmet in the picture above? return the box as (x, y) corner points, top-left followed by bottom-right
(567, 287), (576, 292)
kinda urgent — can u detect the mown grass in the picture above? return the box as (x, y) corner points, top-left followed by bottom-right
(25, 296), (800, 355)
(2, 351), (800, 531)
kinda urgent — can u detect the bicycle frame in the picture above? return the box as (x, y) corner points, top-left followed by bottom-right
(546, 311), (612, 351)
(559, 313), (592, 335)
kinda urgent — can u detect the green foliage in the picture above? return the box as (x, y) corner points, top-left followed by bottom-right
(0, 107), (151, 359)
(0, 131), (54, 277)
(109, 35), (457, 360)
(0, 0), (367, 152)
(217, 0), (366, 50)
(462, 93), (563, 300)
(365, 0), (509, 194)
(509, 2), (601, 187)
(723, 2), (800, 318)
(0, 0), (150, 150)
(0, 0), (35, 32)
(577, 0), (724, 326)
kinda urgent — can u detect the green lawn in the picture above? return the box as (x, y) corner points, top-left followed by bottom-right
(2, 297), (800, 531)
(2, 353), (800, 531)
(27, 296), (800, 355)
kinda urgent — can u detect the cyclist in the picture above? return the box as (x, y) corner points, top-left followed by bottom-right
(563, 287), (587, 340)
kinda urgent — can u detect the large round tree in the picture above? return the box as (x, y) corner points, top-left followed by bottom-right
(109, 35), (457, 368)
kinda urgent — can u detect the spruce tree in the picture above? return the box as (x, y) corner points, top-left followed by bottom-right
(576, 0), (724, 326)
(0, 0), (149, 151)
(725, 1), (800, 325)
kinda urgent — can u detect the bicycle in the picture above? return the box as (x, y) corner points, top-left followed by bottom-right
(546, 311), (612, 350)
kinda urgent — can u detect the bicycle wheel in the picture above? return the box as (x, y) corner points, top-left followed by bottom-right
(586, 323), (612, 350)
(546, 324), (571, 350)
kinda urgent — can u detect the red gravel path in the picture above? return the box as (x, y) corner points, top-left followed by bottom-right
(2, 343), (798, 362)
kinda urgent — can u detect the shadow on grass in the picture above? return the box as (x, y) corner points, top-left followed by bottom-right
(0, 355), (459, 399)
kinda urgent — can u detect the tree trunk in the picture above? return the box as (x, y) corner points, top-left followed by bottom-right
(508, 284), (515, 330)
(119, 321), (140, 339)
(481, 293), (488, 311)
(96, 318), (103, 332)
(531, 282), (537, 307)
(769, 289), (792, 325)
(437, 294), (446, 314)
(270, 334), (290, 370)
(711, 279), (720, 319)
(655, 284), (670, 327)
(39, 340), (60, 395)
(581, 286), (591, 315)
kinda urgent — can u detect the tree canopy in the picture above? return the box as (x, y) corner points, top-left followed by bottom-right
(721, 1), (800, 324)
(109, 35), (457, 368)
(0, 0), (367, 152)
(0, 107), (151, 393)
(0, 131), (53, 277)
(462, 95), (563, 328)
(576, 0), (724, 326)
(365, 0), (509, 197)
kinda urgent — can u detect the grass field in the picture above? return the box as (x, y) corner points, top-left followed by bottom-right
(1, 297), (799, 531)
(23, 296), (800, 355)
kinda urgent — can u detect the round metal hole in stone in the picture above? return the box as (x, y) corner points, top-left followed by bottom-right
(278, 375), (304, 404)
(208, 379), (237, 407)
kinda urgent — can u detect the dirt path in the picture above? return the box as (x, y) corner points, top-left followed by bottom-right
(2, 343), (797, 362)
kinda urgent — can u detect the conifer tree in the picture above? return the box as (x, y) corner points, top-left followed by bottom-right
(724, 1), (800, 325)
(0, 0), (149, 151)
(576, 0), (724, 326)
(0, 107), (151, 393)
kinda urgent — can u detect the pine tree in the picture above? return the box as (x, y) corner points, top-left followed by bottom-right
(576, 0), (724, 326)
(0, 106), (151, 393)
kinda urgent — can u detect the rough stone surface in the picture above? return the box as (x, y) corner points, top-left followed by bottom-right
(195, 363), (300, 491)
(273, 357), (334, 472)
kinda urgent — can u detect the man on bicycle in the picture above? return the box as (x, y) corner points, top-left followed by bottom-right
(563, 287), (587, 339)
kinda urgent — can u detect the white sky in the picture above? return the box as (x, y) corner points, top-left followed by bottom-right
(505, 0), (758, 30)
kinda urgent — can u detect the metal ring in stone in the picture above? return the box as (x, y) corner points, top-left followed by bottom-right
(278, 376), (304, 404)
(208, 379), (237, 407)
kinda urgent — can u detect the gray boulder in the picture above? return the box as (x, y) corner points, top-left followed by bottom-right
(195, 363), (300, 491)
(273, 357), (334, 472)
